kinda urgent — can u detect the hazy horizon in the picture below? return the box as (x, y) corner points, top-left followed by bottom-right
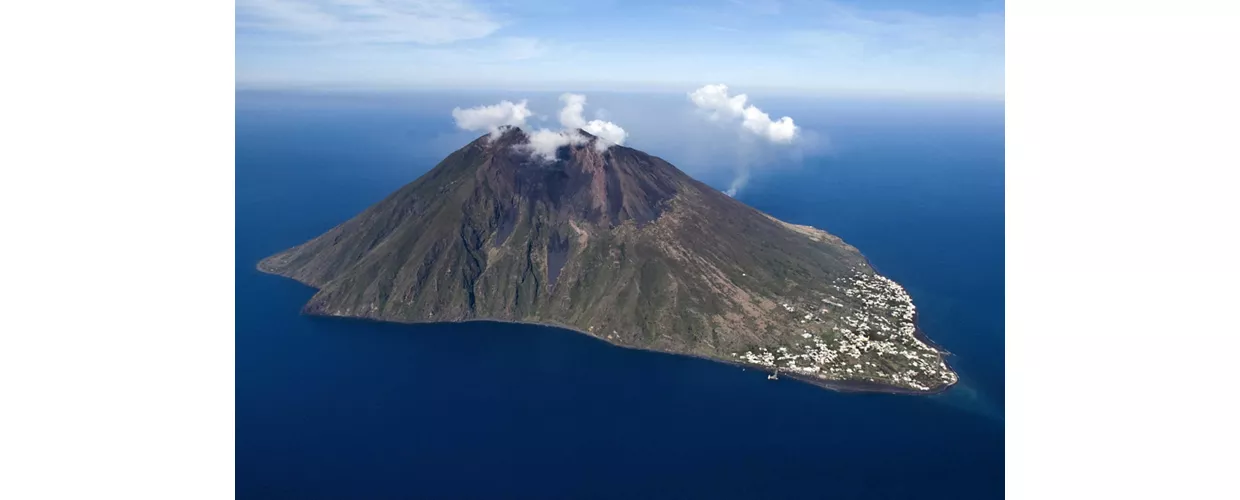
(236, 84), (1006, 102)
(237, 87), (1002, 202)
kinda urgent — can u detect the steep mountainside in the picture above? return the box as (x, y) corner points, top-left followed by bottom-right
(259, 127), (958, 393)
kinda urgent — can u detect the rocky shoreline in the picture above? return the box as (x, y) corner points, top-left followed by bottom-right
(260, 261), (955, 396)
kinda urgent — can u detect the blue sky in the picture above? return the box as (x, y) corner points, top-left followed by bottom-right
(236, 0), (1004, 97)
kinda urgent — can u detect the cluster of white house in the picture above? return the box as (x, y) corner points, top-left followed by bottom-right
(732, 270), (958, 391)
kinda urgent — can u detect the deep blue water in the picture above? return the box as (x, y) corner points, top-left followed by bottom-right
(237, 91), (1004, 499)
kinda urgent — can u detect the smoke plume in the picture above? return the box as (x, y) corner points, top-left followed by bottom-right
(688, 84), (801, 195)
(451, 100), (533, 137)
(525, 129), (588, 161)
(558, 93), (629, 148)
(688, 84), (797, 143)
(452, 94), (629, 161)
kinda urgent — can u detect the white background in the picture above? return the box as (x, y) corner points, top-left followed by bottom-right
(2, 1), (1239, 498)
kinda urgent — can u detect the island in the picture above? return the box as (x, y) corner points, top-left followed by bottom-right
(258, 127), (959, 394)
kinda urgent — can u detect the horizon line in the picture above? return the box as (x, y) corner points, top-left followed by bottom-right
(234, 81), (1006, 103)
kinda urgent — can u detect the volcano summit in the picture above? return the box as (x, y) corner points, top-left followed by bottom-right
(258, 127), (958, 393)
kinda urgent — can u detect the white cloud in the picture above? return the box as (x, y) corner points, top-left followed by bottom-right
(451, 93), (630, 160)
(452, 100), (533, 136)
(741, 105), (797, 143)
(688, 84), (748, 119)
(582, 121), (628, 149)
(686, 84), (807, 196)
(558, 93), (628, 147)
(688, 84), (798, 144)
(236, 0), (499, 45)
(558, 93), (588, 129)
(525, 129), (588, 161)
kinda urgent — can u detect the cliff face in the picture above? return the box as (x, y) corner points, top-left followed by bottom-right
(259, 127), (958, 393)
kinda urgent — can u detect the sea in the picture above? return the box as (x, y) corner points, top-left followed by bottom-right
(236, 90), (1005, 499)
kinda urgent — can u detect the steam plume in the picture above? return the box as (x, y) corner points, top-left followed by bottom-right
(688, 84), (797, 143)
(688, 84), (801, 195)
(559, 93), (629, 148)
(452, 100), (533, 137)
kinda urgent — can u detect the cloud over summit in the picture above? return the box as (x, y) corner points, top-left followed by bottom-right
(525, 129), (587, 161)
(558, 93), (629, 147)
(448, 86), (808, 196)
(451, 93), (628, 161)
(451, 100), (533, 137)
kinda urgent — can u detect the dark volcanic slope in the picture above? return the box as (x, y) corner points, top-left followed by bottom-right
(259, 127), (958, 393)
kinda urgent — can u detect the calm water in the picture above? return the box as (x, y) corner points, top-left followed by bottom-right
(236, 91), (1004, 499)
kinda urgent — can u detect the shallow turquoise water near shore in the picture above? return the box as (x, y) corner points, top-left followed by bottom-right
(236, 91), (1004, 498)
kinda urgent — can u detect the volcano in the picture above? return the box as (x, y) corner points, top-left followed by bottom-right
(258, 127), (958, 393)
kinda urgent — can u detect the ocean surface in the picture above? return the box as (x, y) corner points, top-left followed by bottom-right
(236, 90), (1005, 499)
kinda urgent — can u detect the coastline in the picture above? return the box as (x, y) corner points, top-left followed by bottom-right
(854, 253), (960, 387)
(857, 254), (952, 352)
(257, 261), (956, 396)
